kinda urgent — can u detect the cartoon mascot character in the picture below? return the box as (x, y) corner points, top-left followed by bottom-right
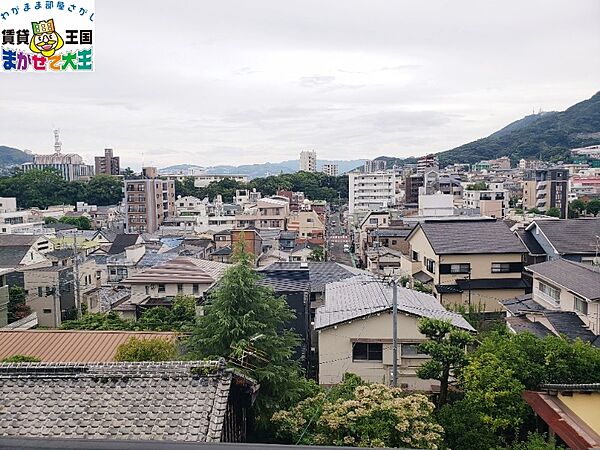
(29, 19), (64, 57)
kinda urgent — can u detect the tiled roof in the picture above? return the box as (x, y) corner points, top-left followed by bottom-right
(0, 331), (176, 362)
(501, 293), (548, 315)
(315, 275), (475, 331)
(506, 316), (552, 338)
(544, 311), (599, 344)
(526, 259), (600, 300)
(530, 219), (600, 255)
(455, 278), (529, 290)
(0, 235), (41, 246)
(259, 261), (356, 293)
(415, 219), (526, 254)
(515, 229), (546, 256)
(211, 246), (232, 256)
(370, 228), (413, 238)
(124, 257), (229, 285)
(0, 246), (30, 268)
(0, 361), (240, 442)
(108, 234), (141, 255)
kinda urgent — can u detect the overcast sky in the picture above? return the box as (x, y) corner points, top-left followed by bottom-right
(1, 0), (599, 169)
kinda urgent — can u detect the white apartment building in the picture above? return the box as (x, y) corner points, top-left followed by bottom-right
(463, 185), (509, 218)
(192, 174), (248, 188)
(322, 164), (338, 177)
(300, 150), (317, 172)
(348, 171), (396, 215)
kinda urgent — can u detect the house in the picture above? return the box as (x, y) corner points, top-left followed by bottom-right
(210, 246), (233, 263)
(523, 384), (600, 450)
(368, 227), (412, 256)
(213, 229), (232, 249)
(315, 275), (474, 389)
(234, 197), (290, 230)
(401, 218), (528, 311)
(289, 242), (320, 262)
(0, 361), (257, 443)
(0, 235), (53, 269)
(356, 210), (393, 267)
(523, 219), (600, 263)
(231, 228), (262, 259)
(365, 246), (404, 275)
(287, 210), (325, 244)
(500, 259), (600, 344)
(278, 230), (298, 252)
(0, 330), (177, 362)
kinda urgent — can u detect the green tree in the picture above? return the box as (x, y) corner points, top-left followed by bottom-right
(570, 199), (587, 214)
(271, 374), (444, 449)
(546, 207), (561, 218)
(86, 175), (124, 205)
(416, 318), (474, 406)
(44, 217), (58, 224)
(466, 181), (488, 190)
(7, 286), (31, 324)
(586, 199), (600, 216)
(59, 215), (92, 230)
(135, 295), (197, 332)
(122, 167), (135, 178)
(174, 177), (200, 198)
(0, 355), (41, 363)
(501, 433), (564, 450)
(187, 241), (315, 436)
(114, 337), (178, 362)
(308, 246), (326, 262)
(527, 207), (541, 214)
(61, 311), (135, 330)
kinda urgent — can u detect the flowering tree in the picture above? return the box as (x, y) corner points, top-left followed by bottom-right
(272, 374), (444, 449)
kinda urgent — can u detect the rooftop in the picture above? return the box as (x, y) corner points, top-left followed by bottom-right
(259, 261), (358, 293)
(108, 234), (142, 255)
(526, 259), (600, 301)
(0, 246), (31, 268)
(124, 257), (229, 286)
(527, 218), (600, 255)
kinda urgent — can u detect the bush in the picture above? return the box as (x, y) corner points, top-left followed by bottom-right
(114, 337), (178, 362)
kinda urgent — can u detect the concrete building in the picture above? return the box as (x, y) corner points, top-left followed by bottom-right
(300, 150), (317, 172)
(532, 168), (569, 218)
(348, 171), (396, 215)
(192, 174), (248, 188)
(22, 130), (94, 181)
(234, 197), (289, 230)
(364, 159), (387, 173)
(0, 269), (10, 327)
(463, 184), (509, 218)
(322, 163), (338, 177)
(123, 167), (176, 233)
(418, 190), (454, 217)
(94, 148), (120, 176)
(417, 154), (439, 174)
(286, 210), (325, 242)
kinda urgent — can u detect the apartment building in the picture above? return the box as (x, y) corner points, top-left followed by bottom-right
(364, 159), (387, 173)
(124, 167), (176, 233)
(531, 168), (569, 218)
(234, 197), (290, 230)
(417, 154), (439, 174)
(348, 171), (396, 215)
(192, 174), (248, 188)
(0, 269), (9, 327)
(401, 219), (528, 311)
(322, 164), (338, 177)
(286, 210), (325, 243)
(300, 150), (317, 172)
(94, 148), (120, 176)
(463, 185), (509, 218)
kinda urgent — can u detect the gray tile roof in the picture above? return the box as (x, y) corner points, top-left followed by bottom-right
(531, 219), (600, 255)
(506, 316), (552, 339)
(370, 228), (413, 238)
(501, 293), (548, 315)
(108, 234), (141, 255)
(0, 361), (243, 442)
(0, 246), (30, 268)
(526, 259), (600, 300)
(416, 219), (526, 254)
(259, 261), (356, 293)
(0, 235), (40, 247)
(314, 275), (475, 331)
(515, 229), (546, 256)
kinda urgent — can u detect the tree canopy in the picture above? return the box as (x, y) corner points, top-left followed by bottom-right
(114, 337), (178, 362)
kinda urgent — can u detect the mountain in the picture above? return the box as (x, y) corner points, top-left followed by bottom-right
(438, 91), (600, 166)
(0, 146), (32, 168)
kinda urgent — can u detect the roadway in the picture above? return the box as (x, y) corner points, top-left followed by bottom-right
(325, 208), (353, 267)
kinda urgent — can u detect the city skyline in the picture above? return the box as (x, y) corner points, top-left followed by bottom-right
(1, 0), (598, 169)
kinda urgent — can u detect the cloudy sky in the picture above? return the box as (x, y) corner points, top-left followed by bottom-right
(1, 0), (599, 169)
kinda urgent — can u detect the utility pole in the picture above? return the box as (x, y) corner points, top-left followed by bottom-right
(73, 231), (82, 320)
(392, 278), (398, 387)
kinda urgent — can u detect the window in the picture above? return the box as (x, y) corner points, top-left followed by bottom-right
(42, 308), (52, 314)
(574, 296), (588, 315)
(177, 284), (183, 293)
(369, 218), (379, 224)
(424, 257), (436, 274)
(440, 264), (471, 274)
(352, 342), (383, 362)
(193, 284), (199, 294)
(491, 262), (522, 273)
(538, 281), (560, 303)
(37, 287), (43, 297)
(158, 284), (166, 293)
(412, 251), (420, 262)
(391, 240), (397, 245)
(402, 343), (428, 357)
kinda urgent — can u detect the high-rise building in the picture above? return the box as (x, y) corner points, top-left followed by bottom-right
(417, 154), (439, 174)
(363, 159), (386, 173)
(22, 130), (94, 181)
(94, 148), (120, 176)
(123, 167), (176, 233)
(322, 164), (338, 176)
(300, 150), (317, 172)
(532, 168), (569, 218)
(348, 171), (396, 215)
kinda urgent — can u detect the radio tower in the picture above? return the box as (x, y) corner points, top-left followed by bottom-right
(53, 129), (62, 154)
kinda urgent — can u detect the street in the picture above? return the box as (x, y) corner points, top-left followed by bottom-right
(326, 208), (353, 267)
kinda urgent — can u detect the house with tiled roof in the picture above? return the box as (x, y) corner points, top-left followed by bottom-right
(316, 275), (474, 389)
(0, 361), (257, 443)
(401, 218), (528, 311)
(500, 258), (600, 344)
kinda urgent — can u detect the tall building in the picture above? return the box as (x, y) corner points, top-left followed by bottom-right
(123, 167), (176, 233)
(348, 171), (396, 215)
(533, 168), (569, 218)
(22, 130), (94, 181)
(363, 159), (386, 173)
(94, 148), (120, 176)
(322, 164), (338, 176)
(300, 150), (317, 172)
(417, 154), (439, 174)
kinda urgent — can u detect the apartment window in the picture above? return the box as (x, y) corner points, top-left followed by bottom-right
(538, 281), (560, 304)
(440, 264), (471, 274)
(412, 251), (420, 262)
(491, 262), (522, 273)
(193, 284), (199, 294)
(574, 296), (588, 315)
(424, 257), (436, 274)
(158, 284), (166, 293)
(42, 308), (52, 314)
(37, 287), (43, 297)
(402, 343), (428, 357)
(391, 240), (397, 245)
(369, 218), (378, 224)
(352, 342), (383, 362)
(177, 284), (183, 293)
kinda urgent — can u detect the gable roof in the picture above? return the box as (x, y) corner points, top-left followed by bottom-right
(515, 229), (546, 256)
(108, 233), (141, 255)
(526, 259), (600, 301)
(412, 219), (526, 254)
(0, 246), (32, 268)
(124, 257), (229, 285)
(315, 275), (474, 331)
(259, 261), (357, 293)
(0, 330), (176, 362)
(0, 235), (40, 247)
(0, 361), (251, 443)
(527, 219), (600, 255)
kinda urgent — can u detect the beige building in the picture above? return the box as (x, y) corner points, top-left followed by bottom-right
(522, 180), (537, 210)
(235, 197), (290, 230)
(124, 167), (176, 233)
(94, 148), (120, 176)
(315, 275), (474, 389)
(300, 150), (317, 172)
(287, 210), (325, 241)
(401, 219), (527, 311)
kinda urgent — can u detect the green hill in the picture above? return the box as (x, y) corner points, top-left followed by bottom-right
(0, 146), (32, 167)
(438, 91), (600, 167)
